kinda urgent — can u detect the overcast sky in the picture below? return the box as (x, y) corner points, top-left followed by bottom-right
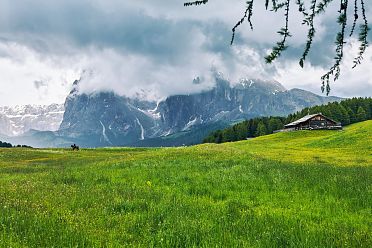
(0, 0), (371, 106)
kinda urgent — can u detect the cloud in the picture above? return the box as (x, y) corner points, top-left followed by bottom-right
(0, 42), (79, 106)
(33, 80), (47, 89)
(0, 0), (371, 106)
(76, 42), (273, 101)
(274, 38), (372, 97)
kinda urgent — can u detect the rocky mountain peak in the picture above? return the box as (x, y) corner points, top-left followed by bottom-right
(234, 79), (286, 93)
(55, 76), (341, 147)
(1, 76), (342, 147)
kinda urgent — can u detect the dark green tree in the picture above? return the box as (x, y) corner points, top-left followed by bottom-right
(222, 128), (236, 142)
(356, 106), (367, 121)
(0, 141), (12, 148)
(339, 104), (350, 125)
(203, 97), (371, 144)
(255, 122), (268, 137)
(215, 131), (223, 143)
(329, 102), (343, 122)
(236, 122), (249, 140)
(347, 107), (356, 123)
(268, 118), (284, 133)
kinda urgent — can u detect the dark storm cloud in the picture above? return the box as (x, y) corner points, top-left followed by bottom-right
(0, 0), (369, 66)
(0, 0), (234, 65)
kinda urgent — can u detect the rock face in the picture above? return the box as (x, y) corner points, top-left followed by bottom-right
(0, 104), (64, 136)
(59, 91), (159, 147)
(57, 78), (341, 147)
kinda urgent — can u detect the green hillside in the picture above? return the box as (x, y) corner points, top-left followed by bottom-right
(227, 120), (372, 167)
(204, 97), (372, 144)
(0, 121), (371, 247)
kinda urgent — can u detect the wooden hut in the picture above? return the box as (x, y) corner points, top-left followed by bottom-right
(284, 113), (342, 131)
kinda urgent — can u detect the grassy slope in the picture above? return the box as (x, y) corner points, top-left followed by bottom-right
(228, 120), (372, 167)
(0, 121), (371, 247)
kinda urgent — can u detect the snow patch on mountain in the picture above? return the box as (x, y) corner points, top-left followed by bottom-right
(135, 118), (145, 140)
(183, 117), (199, 131)
(239, 105), (244, 113)
(0, 104), (64, 136)
(99, 120), (112, 145)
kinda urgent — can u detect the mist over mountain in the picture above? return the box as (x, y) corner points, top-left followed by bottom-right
(42, 77), (344, 147)
(0, 75), (342, 148)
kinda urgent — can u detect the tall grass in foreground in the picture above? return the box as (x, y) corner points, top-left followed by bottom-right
(0, 121), (371, 247)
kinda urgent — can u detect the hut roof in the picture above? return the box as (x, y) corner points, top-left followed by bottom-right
(285, 113), (338, 128)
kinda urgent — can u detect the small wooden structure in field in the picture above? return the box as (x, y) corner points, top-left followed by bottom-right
(283, 113), (342, 131)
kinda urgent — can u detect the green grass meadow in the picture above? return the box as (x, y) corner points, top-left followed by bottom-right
(0, 121), (371, 247)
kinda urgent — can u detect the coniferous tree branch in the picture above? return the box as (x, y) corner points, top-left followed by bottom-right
(352, 0), (370, 68)
(184, 0), (209, 7)
(299, 0), (317, 68)
(296, 0), (308, 17)
(349, 0), (359, 36)
(184, 0), (370, 95)
(265, 0), (291, 63)
(231, 1), (254, 45)
(321, 0), (348, 95)
(315, 0), (334, 15)
(267, 0), (278, 10)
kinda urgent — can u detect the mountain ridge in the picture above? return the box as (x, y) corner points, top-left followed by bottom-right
(0, 78), (342, 147)
(56, 78), (341, 147)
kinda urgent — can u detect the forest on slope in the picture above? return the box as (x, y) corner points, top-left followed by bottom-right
(203, 97), (372, 143)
